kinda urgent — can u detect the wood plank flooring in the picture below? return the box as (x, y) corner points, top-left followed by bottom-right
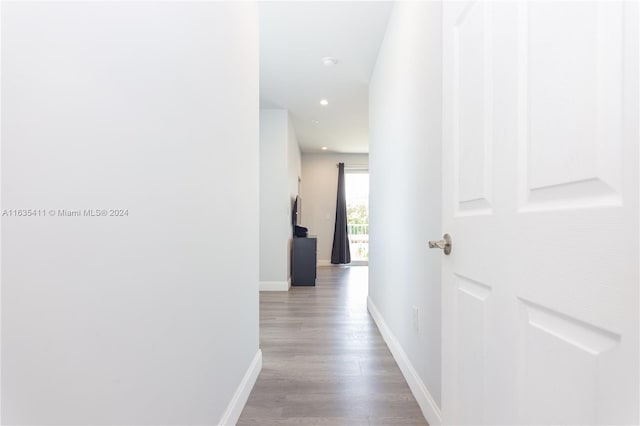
(237, 266), (428, 426)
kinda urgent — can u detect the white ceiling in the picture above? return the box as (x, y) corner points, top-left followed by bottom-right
(259, 2), (394, 154)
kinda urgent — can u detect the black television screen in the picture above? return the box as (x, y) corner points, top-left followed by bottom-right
(292, 195), (302, 226)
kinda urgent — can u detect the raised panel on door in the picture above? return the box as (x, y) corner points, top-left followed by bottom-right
(453, 0), (493, 216)
(517, 1), (624, 211)
(518, 299), (621, 424)
(454, 275), (492, 424)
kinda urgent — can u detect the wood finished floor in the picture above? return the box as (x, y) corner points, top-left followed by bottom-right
(237, 266), (428, 426)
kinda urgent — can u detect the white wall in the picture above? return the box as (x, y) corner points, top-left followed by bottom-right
(288, 118), (302, 203)
(260, 110), (290, 287)
(1, 2), (260, 424)
(259, 110), (300, 290)
(368, 2), (442, 424)
(300, 153), (368, 265)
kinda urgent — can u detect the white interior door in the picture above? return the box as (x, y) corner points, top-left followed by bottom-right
(441, 1), (638, 424)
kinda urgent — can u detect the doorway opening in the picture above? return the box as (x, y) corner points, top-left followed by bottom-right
(345, 171), (369, 265)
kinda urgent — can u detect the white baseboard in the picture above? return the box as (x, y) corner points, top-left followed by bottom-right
(367, 297), (442, 426)
(259, 280), (290, 291)
(218, 349), (262, 426)
(317, 259), (331, 266)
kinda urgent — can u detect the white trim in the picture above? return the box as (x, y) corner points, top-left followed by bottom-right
(367, 297), (442, 426)
(317, 259), (332, 267)
(259, 280), (290, 291)
(218, 349), (262, 426)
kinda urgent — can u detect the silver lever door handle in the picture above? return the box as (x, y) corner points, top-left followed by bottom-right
(428, 234), (452, 255)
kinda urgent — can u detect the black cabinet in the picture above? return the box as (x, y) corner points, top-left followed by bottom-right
(292, 237), (317, 286)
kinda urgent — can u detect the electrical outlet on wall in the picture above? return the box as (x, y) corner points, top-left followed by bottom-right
(412, 305), (419, 332)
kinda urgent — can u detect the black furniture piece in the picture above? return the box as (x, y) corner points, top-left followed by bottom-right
(292, 236), (317, 286)
(294, 225), (308, 237)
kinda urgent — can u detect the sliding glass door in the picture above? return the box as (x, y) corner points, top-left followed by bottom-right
(345, 171), (369, 264)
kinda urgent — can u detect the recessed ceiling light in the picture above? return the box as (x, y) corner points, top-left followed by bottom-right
(322, 57), (339, 66)
(321, 146), (328, 150)
(312, 120), (319, 124)
(320, 99), (329, 106)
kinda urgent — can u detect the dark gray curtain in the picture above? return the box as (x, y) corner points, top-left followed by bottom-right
(331, 163), (351, 264)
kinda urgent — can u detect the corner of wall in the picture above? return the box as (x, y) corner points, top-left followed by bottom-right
(217, 349), (263, 426)
(367, 298), (441, 426)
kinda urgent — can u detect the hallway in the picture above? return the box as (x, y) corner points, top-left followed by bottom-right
(238, 267), (428, 425)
